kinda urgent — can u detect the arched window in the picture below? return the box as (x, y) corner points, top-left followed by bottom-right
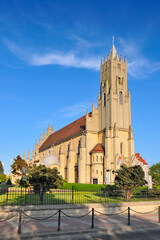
(119, 91), (123, 105)
(120, 142), (123, 155)
(120, 142), (124, 155)
(78, 140), (81, 154)
(104, 93), (106, 106)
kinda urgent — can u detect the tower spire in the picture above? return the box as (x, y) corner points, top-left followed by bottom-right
(110, 36), (118, 60)
(112, 36), (114, 45)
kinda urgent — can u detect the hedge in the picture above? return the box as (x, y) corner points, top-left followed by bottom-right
(59, 182), (116, 191)
(59, 183), (149, 192)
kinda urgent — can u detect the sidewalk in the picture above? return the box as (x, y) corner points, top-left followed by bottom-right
(0, 211), (160, 239)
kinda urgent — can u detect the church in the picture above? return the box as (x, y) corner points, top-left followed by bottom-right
(23, 39), (150, 185)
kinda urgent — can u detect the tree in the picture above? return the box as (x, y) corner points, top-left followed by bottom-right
(150, 162), (160, 184)
(115, 165), (146, 201)
(11, 155), (27, 176)
(0, 161), (4, 175)
(6, 177), (12, 185)
(0, 174), (7, 183)
(28, 164), (63, 195)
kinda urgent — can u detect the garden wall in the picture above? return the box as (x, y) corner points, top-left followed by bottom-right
(0, 201), (160, 218)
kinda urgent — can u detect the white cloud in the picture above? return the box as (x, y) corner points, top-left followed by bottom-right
(62, 102), (90, 118)
(3, 37), (160, 78)
(3, 38), (28, 59)
(3, 38), (100, 70)
(30, 52), (100, 70)
(35, 118), (53, 129)
(118, 37), (160, 78)
(68, 34), (103, 49)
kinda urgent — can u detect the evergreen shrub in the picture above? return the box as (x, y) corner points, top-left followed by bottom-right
(59, 182), (116, 191)
(6, 177), (12, 185)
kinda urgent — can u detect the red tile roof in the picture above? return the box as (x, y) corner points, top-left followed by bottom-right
(39, 113), (92, 152)
(90, 143), (104, 154)
(135, 153), (148, 165)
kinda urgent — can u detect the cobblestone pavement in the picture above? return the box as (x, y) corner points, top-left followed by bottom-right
(0, 211), (160, 239)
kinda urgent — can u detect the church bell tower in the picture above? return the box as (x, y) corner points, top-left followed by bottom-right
(98, 37), (135, 184)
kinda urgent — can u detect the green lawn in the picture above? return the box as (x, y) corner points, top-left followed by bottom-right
(0, 189), (159, 206)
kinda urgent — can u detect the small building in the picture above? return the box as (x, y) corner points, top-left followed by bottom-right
(133, 153), (152, 189)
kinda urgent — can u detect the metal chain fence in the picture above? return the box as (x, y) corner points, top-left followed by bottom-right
(0, 206), (160, 235)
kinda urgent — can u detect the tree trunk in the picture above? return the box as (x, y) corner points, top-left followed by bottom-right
(124, 190), (133, 201)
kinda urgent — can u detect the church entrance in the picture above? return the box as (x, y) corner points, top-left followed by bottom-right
(93, 178), (98, 184)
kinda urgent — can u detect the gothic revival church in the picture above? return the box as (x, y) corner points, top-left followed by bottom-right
(24, 39), (149, 185)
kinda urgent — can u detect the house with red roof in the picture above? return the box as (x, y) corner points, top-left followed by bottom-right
(133, 153), (152, 188)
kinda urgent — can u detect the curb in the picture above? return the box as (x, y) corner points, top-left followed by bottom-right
(0, 225), (160, 240)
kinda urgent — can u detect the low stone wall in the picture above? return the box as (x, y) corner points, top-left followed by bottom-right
(0, 201), (160, 218)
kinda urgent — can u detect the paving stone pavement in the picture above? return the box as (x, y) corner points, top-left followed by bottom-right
(0, 212), (160, 239)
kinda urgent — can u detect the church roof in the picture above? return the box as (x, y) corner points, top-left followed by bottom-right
(39, 113), (92, 152)
(135, 153), (148, 165)
(90, 143), (104, 154)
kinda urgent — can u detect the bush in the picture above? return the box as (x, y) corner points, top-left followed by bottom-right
(152, 183), (160, 189)
(6, 177), (12, 185)
(59, 182), (116, 191)
(0, 174), (7, 183)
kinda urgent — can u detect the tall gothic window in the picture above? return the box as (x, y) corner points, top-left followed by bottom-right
(119, 91), (123, 105)
(120, 142), (123, 155)
(104, 93), (106, 106)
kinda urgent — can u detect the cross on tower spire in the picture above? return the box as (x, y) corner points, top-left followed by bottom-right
(112, 36), (114, 45)
(110, 36), (118, 59)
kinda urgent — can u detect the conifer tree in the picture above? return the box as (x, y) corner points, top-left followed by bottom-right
(0, 161), (4, 175)
(150, 162), (160, 183)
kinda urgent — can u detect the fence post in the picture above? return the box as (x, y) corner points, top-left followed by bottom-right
(105, 186), (107, 203)
(21, 187), (22, 206)
(17, 209), (22, 234)
(57, 209), (61, 231)
(6, 188), (8, 204)
(158, 206), (160, 223)
(146, 188), (149, 199)
(72, 186), (74, 204)
(128, 207), (130, 225)
(91, 208), (94, 228)
(40, 188), (43, 205)
(25, 188), (26, 205)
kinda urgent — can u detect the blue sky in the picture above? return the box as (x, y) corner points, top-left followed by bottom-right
(0, 0), (160, 174)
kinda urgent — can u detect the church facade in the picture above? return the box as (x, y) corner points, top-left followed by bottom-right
(25, 40), (139, 184)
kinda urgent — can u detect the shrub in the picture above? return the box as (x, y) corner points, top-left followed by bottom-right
(152, 183), (160, 189)
(59, 182), (116, 191)
(6, 177), (12, 185)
